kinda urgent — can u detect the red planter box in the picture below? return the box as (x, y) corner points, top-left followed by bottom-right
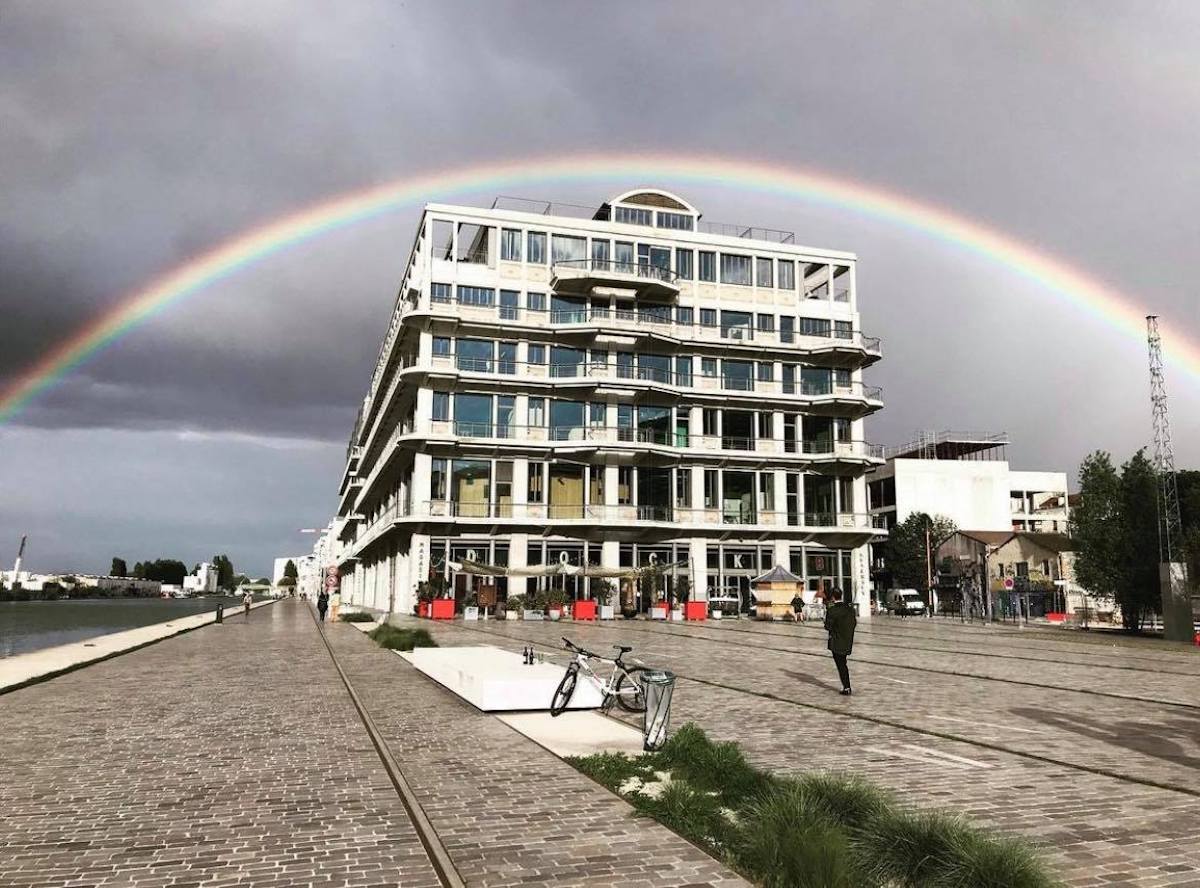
(417, 601), (430, 618)
(573, 600), (597, 621)
(1046, 612), (1067, 623)
(684, 601), (707, 621)
(430, 598), (455, 620)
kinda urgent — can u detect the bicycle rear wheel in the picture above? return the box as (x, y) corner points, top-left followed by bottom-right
(551, 664), (579, 717)
(614, 666), (647, 713)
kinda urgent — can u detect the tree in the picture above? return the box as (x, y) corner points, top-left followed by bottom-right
(110, 557), (128, 578)
(277, 576), (296, 588)
(142, 559), (187, 585)
(211, 554), (235, 591)
(254, 577), (272, 585)
(133, 561), (146, 580)
(883, 512), (956, 593)
(1119, 450), (1162, 630)
(233, 573), (250, 588)
(1071, 451), (1123, 606)
(284, 559), (299, 580)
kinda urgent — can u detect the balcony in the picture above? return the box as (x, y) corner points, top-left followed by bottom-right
(551, 258), (680, 299)
(418, 297), (881, 363)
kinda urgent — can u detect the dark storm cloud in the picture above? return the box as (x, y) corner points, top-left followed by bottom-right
(2, 0), (1199, 571)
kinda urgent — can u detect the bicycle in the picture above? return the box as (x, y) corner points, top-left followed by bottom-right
(550, 636), (647, 717)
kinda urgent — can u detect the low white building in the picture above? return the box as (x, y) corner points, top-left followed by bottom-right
(182, 562), (219, 594)
(272, 555), (306, 586)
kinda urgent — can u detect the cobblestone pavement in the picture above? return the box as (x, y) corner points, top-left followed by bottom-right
(409, 614), (1200, 887)
(0, 600), (748, 888)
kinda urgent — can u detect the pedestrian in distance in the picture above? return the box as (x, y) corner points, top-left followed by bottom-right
(242, 590), (253, 618)
(823, 586), (857, 696)
(317, 589), (329, 622)
(790, 591), (805, 622)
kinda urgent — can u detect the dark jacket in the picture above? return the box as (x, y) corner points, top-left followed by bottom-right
(824, 602), (857, 655)
(317, 592), (329, 611)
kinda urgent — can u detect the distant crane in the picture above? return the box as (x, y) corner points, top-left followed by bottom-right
(1146, 315), (1192, 641)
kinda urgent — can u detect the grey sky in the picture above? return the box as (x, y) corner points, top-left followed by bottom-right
(2, 1), (1198, 576)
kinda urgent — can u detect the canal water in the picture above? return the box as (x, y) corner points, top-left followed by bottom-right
(0, 597), (245, 658)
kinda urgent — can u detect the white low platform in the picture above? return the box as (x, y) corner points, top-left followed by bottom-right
(403, 645), (604, 712)
(498, 711), (645, 757)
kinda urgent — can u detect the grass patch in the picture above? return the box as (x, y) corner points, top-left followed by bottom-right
(339, 611), (375, 623)
(367, 624), (437, 651)
(567, 723), (1057, 888)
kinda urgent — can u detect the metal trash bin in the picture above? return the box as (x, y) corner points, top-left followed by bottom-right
(215, 603), (224, 623)
(640, 669), (676, 751)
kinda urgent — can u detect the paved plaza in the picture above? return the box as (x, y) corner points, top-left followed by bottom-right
(2, 601), (1199, 887)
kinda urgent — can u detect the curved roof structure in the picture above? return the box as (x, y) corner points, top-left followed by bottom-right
(607, 188), (700, 216)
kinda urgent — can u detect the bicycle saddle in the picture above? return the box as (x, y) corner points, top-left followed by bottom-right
(613, 644), (633, 654)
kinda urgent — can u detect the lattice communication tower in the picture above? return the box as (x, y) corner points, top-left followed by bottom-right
(1146, 315), (1183, 563)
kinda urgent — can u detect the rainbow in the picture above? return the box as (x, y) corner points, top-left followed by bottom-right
(2, 152), (1196, 424)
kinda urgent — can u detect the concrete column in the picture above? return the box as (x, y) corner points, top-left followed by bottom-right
(411, 452), (433, 510)
(604, 465), (619, 506)
(689, 537), (708, 601)
(851, 545), (871, 618)
(1161, 563), (1194, 642)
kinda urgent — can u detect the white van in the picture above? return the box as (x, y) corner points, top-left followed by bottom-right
(887, 588), (926, 615)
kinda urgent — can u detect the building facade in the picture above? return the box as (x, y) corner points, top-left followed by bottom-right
(336, 189), (884, 617)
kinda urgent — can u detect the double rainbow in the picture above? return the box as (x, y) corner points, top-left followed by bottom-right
(2, 152), (1194, 424)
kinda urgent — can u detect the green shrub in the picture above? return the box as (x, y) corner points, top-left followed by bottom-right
(793, 772), (893, 832)
(339, 611), (375, 622)
(368, 624), (437, 651)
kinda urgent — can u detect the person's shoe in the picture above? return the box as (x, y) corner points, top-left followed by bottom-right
(840, 688), (852, 696)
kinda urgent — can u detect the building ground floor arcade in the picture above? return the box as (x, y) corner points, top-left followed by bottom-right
(338, 530), (871, 619)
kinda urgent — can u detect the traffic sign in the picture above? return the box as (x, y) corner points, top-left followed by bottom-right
(1003, 577), (1014, 590)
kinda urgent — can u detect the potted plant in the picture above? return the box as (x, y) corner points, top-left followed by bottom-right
(463, 590), (479, 621)
(619, 577), (638, 619)
(503, 594), (525, 621)
(679, 576), (705, 621)
(523, 589), (545, 621)
(415, 580), (433, 618)
(593, 579), (616, 620)
(545, 588), (568, 621)
(646, 568), (668, 620)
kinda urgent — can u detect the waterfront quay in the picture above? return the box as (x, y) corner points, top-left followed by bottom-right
(2, 601), (1199, 887)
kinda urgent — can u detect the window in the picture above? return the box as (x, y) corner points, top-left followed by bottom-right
(498, 342), (517, 374)
(590, 349), (608, 369)
(528, 344), (546, 364)
(527, 231), (547, 264)
(615, 241), (634, 272)
(759, 473), (775, 512)
(551, 234), (587, 264)
(616, 352), (634, 379)
(528, 397), (545, 426)
(704, 470), (719, 509)
(657, 211), (694, 230)
(431, 220), (454, 261)
(550, 400), (585, 440)
(527, 291), (546, 313)
(700, 308), (717, 328)
(617, 404), (633, 434)
(701, 357), (718, 377)
(781, 364), (797, 394)
(430, 282), (452, 303)
(778, 260), (795, 290)
(456, 223), (491, 264)
(757, 361), (773, 382)
(589, 402), (606, 425)
(495, 461), (514, 516)
(758, 411), (773, 440)
(432, 391), (449, 422)
(456, 338), (493, 372)
(780, 316), (795, 343)
(757, 313), (775, 333)
(723, 360), (754, 391)
(528, 462), (545, 503)
(755, 257), (773, 288)
(500, 228), (522, 261)
(617, 466), (633, 504)
(786, 474), (800, 525)
(676, 468), (692, 508)
(591, 239), (610, 263)
(550, 346), (585, 378)
(676, 305), (694, 326)
(800, 317), (832, 337)
(721, 310), (752, 339)
(834, 320), (853, 340)
(457, 286), (494, 307)
(675, 248), (693, 280)
(675, 355), (693, 387)
(615, 206), (652, 226)
(702, 408), (719, 436)
(698, 251), (716, 282)
(496, 396), (515, 438)
(499, 289), (519, 320)
(453, 393), (492, 437)
(431, 458), (447, 500)
(720, 253), (752, 285)
(432, 336), (452, 357)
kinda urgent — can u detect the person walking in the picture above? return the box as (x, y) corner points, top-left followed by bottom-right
(823, 587), (857, 696)
(317, 589), (329, 623)
(790, 591), (805, 622)
(242, 590), (253, 619)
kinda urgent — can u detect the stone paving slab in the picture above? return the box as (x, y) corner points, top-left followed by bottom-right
(323, 622), (749, 888)
(412, 614), (1200, 886)
(0, 601), (441, 888)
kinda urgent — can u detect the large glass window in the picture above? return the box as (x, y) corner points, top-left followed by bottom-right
(528, 397), (545, 426)
(456, 338), (493, 373)
(432, 391), (449, 422)
(675, 355), (693, 387)
(500, 289), (520, 320)
(676, 305), (694, 326)
(657, 211), (694, 230)
(722, 360), (755, 392)
(721, 310), (753, 340)
(430, 457), (448, 502)
(615, 205), (652, 226)
(527, 461), (545, 503)
(780, 316), (795, 343)
(801, 367), (832, 396)
(497, 342), (517, 375)
(456, 224), (491, 264)
(805, 475), (836, 523)
(755, 257), (773, 288)
(550, 346), (585, 378)
(496, 396), (515, 438)
(782, 364), (797, 394)
(638, 353), (672, 384)
(723, 471), (756, 524)
(637, 467), (672, 520)
(700, 308), (717, 328)
(723, 411), (754, 450)
(549, 464), (585, 518)
(759, 473), (775, 512)
(636, 405), (672, 444)
(591, 239), (610, 263)
(675, 248), (693, 280)
(430, 282), (452, 303)
(698, 251), (716, 282)
(432, 336), (451, 357)
(757, 313), (775, 333)
(800, 317), (832, 337)
(835, 320), (853, 340)
(457, 286), (494, 307)
(720, 254), (752, 285)
(778, 260), (795, 290)
(450, 459), (491, 516)
(676, 468), (692, 507)
(551, 234), (587, 264)
(615, 241), (634, 272)
(617, 466), (633, 504)
(453, 393), (492, 437)
(500, 229), (522, 262)
(551, 294), (587, 324)
(527, 291), (546, 313)
(550, 400), (585, 440)
(528, 344), (546, 364)
(496, 462), (513, 517)
(431, 220), (454, 261)
(527, 231), (547, 264)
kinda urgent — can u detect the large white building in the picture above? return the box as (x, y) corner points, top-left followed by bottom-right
(336, 189), (885, 617)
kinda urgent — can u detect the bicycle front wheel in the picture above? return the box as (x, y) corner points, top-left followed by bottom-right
(551, 664), (579, 717)
(614, 666), (647, 713)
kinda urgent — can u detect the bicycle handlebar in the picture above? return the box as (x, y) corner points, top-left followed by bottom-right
(562, 636), (598, 659)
